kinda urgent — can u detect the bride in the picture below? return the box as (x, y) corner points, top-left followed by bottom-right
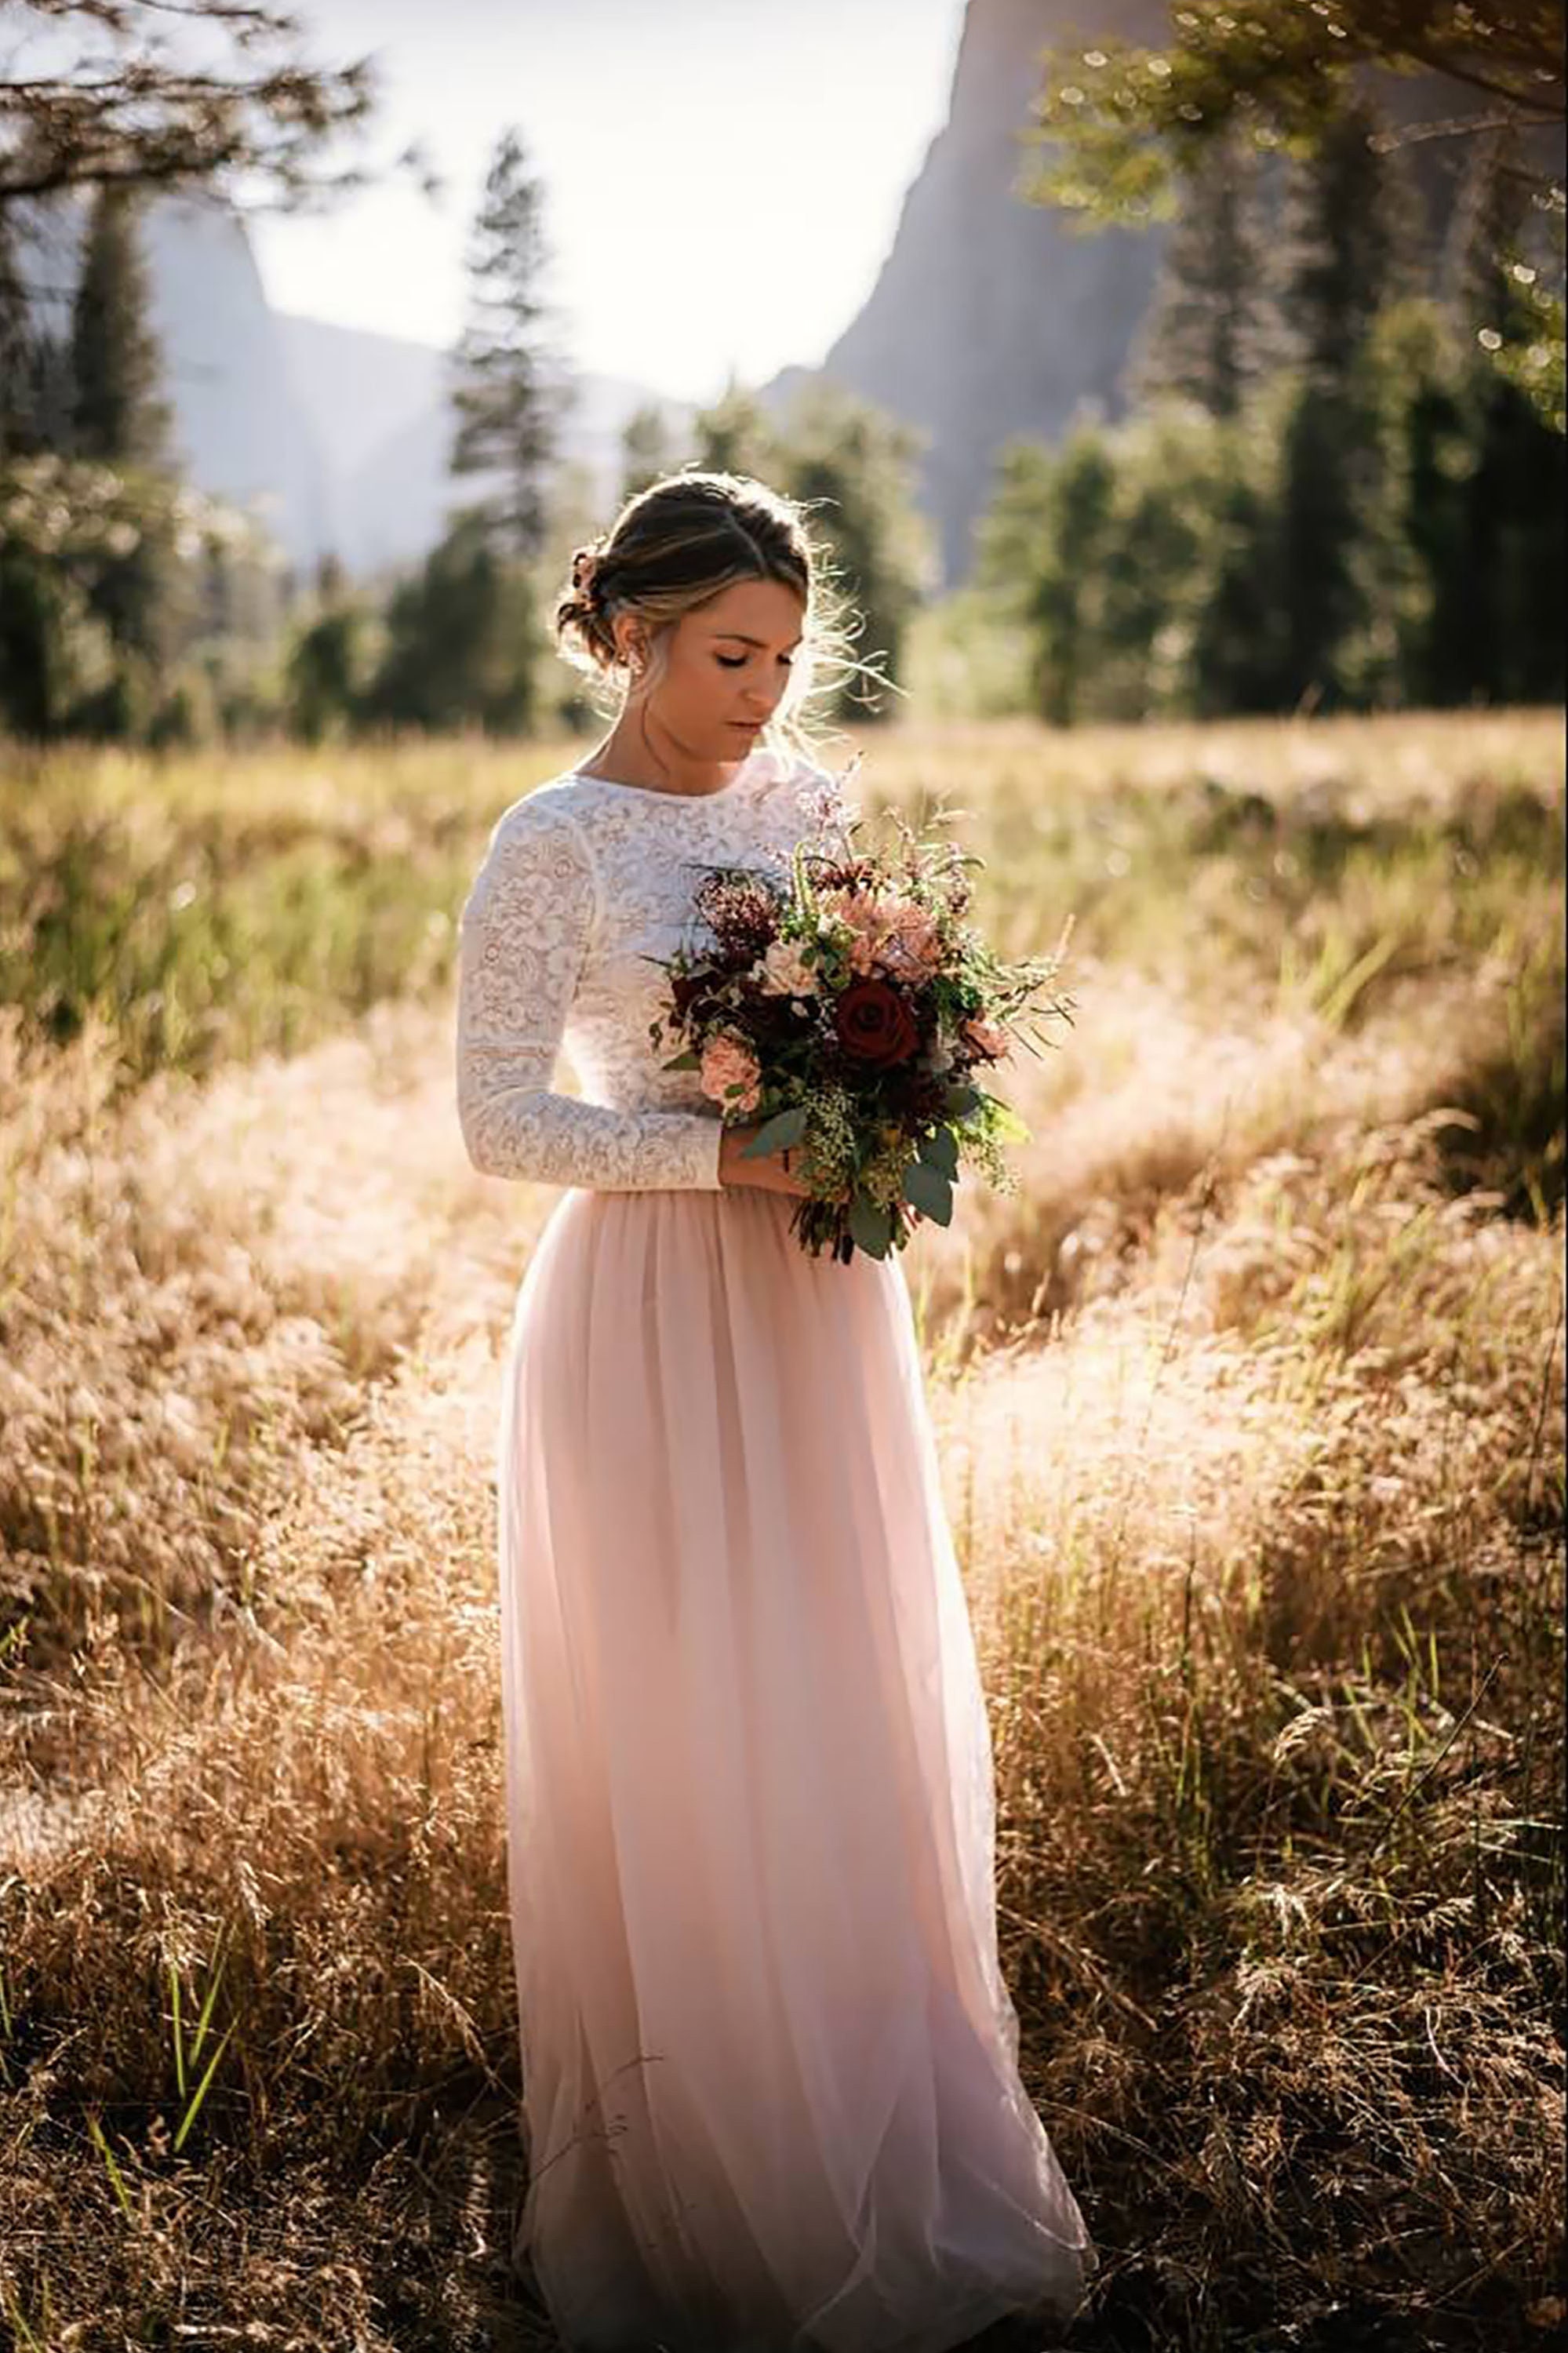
(453, 470), (1097, 2351)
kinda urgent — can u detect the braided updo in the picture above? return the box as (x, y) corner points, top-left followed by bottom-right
(554, 468), (858, 755)
(558, 537), (618, 667)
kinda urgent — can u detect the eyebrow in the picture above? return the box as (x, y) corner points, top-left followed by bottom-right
(711, 631), (803, 650)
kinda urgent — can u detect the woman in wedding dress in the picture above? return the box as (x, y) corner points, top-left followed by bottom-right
(454, 471), (1097, 2352)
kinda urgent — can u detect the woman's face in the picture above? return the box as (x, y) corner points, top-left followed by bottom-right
(628, 576), (805, 759)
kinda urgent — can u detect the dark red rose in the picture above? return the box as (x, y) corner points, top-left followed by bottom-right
(834, 979), (920, 1067)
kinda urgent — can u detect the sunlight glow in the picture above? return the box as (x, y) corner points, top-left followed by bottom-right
(249, 0), (968, 401)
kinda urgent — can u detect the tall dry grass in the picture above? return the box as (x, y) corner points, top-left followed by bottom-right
(0, 712), (1562, 2351)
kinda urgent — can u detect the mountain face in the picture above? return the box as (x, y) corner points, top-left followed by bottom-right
(795, 0), (1526, 587)
(17, 191), (344, 572)
(795, 0), (1172, 586)
(16, 2), (1173, 589)
(275, 311), (448, 576)
(15, 189), (678, 580)
(14, 189), (335, 567)
(142, 198), (338, 572)
(276, 317), (692, 579)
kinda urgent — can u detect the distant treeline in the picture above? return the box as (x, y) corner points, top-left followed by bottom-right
(0, 133), (933, 747)
(976, 104), (1565, 724)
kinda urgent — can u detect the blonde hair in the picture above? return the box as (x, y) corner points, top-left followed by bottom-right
(554, 467), (878, 763)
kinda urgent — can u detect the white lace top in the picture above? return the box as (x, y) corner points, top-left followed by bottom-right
(455, 746), (851, 1191)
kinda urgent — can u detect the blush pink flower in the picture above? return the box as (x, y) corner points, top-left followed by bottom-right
(873, 903), (943, 983)
(821, 889), (938, 980)
(818, 889), (882, 976)
(757, 939), (818, 997)
(699, 1033), (762, 1113)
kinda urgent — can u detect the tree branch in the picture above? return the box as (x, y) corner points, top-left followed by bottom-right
(1372, 107), (1562, 153)
(1395, 42), (1565, 121)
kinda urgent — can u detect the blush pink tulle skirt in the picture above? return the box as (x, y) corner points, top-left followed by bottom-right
(495, 1180), (1098, 2352)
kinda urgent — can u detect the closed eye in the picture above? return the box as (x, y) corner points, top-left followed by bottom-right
(716, 653), (794, 670)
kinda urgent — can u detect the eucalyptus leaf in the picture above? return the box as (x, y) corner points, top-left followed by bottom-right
(660, 1049), (700, 1071)
(919, 1125), (960, 1177)
(902, 1159), (954, 1224)
(740, 1105), (809, 1158)
(847, 1197), (894, 1258)
(943, 1082), (980, 1116)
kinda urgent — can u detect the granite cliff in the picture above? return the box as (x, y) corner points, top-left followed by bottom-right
(772, 0), (1173, 584)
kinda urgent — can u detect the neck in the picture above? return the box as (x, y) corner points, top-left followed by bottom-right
(586, 704), (751, 797)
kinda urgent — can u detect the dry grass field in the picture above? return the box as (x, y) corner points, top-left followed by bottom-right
(1, 711), (1563, 2352)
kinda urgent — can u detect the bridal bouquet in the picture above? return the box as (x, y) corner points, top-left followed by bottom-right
(646, 758), (1075, 1263)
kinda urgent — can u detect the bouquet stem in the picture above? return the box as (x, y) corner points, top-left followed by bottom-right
(788, 1194), (914, 1263)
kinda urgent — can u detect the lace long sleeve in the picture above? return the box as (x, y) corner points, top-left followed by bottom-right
(455, 795), (725, 1191)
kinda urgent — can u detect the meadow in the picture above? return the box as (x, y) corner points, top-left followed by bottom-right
(0, 710), (1563, 2352)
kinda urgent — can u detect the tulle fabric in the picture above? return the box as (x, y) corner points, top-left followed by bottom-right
(496, 1180), (1097, 2351)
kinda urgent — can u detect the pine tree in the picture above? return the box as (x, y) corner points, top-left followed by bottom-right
(0, 207), (72, 461)
(1093, 406), (1230, 718)
(285, 607), (366, 744)
(64, 184), (178, 706)
(690, 380), (777, 480)
(67, 186), (173, 464)
(1024, 2), (1564, 431)
(364, 513), (544, 736)
(0, 208), (38, 458)
(28, 329), (75, 452)
(1278, 101), (1411, 385)
(449, 128), (567, 562)
(1027, 426), (1117, 726)
(1400, 357), (1475, 704)
(776, 380), (931, 721)
(1, 213), (75, 733)
(1191, 460), (1288, 715)
(1276, 377), (1369, 707)
(619, 402), (678, 502)
(1271, 103), (1413, 705)
(1139, 128), (1271, 420)
(1442, 129), (1567, 700)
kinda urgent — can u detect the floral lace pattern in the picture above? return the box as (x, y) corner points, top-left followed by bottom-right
(455, 747), (852, 1191)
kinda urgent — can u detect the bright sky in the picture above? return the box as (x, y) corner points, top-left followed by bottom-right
(249, 0), (970, 402)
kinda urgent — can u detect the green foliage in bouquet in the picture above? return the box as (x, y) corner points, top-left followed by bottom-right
(647, 775), (1075, 1263)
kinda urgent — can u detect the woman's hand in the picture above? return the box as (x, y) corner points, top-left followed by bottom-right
(719, 1129), (933, 1227)
(719, 1124), (813, 1198)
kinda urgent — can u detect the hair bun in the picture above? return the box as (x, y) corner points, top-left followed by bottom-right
(570, 543), (603, 601)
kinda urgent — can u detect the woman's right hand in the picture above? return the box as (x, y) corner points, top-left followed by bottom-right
(719, 1123), (813, 1198)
